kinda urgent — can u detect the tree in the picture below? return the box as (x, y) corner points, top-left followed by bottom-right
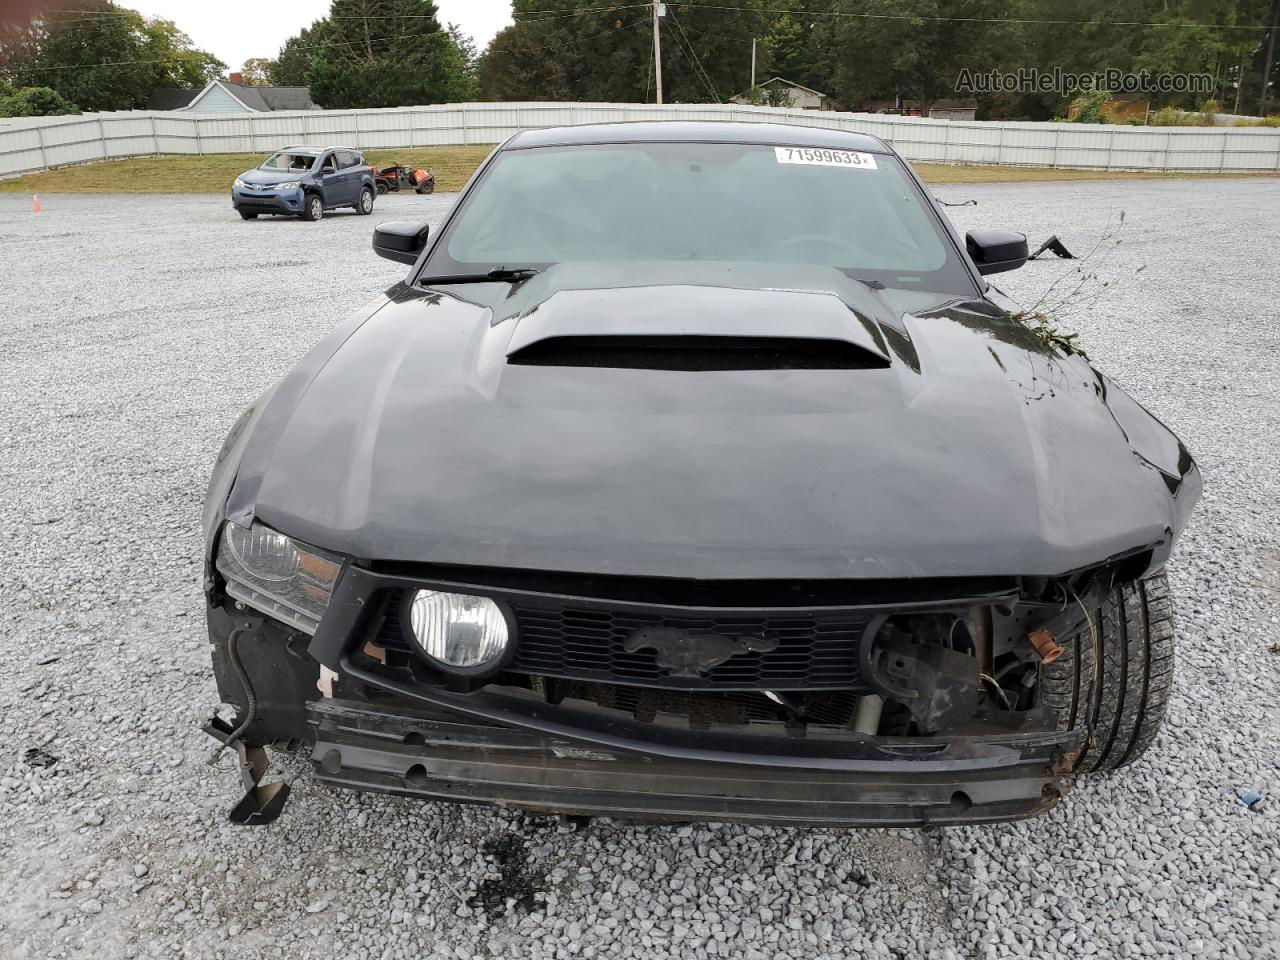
(144, 17), (224, 88)
(239, 58), (273, 85)
(478, 22), (573, 100)
(447, 23), (479, 99)
(303, 0), (474, 108)
(0, 84), (79, 116)
(478, 1), (766, 104)
(825, 0), (1022, 111)
(759, 0), (840, 95)
(6, 1), (224, 112)
(270, 20), (333, 86)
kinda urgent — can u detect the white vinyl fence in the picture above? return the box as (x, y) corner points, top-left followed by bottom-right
(3, 101), (1279, 179)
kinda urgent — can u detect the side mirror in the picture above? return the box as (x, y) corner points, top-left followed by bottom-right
(373, 221), (430, 265)
(965, 229), (1028, 276)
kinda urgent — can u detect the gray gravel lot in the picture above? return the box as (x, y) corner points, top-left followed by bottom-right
(1, 180), (1278, 960)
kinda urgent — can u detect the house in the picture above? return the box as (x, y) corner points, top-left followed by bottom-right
(147, 73), (318, 113)
(730, 77), (848, 112)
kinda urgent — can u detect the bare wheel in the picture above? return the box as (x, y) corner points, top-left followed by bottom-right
(302, 193), (324, 221)
(1041, 569), (1176, 773)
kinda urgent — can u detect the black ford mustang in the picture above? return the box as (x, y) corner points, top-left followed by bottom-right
(202, 122), (1200, 827)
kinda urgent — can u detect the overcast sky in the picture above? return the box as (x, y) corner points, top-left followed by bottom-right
(126, 0), (514, 75)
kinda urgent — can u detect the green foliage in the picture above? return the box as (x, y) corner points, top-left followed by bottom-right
(827, 0), (1023, 109)
(468, 0), (1278, 117)
(145, 18), (224, 88)
(477, 22), (573, 101)
(4, 1), (224, 112)
(759, 0), (839, 95)
(1068, 89), (1112, 123)
(0, 85), (79, 116)
(285, 0), (475, 108)
(741, 83), (796, 107)
(1149, 105), (1207, 125)
(270, 21), (332, 86)
(239, 58), (273, 86)
(477, 1), (765, 104)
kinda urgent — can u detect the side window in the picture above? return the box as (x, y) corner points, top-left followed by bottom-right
(338, 150), (360, 169)
(321, 153), (337, 174)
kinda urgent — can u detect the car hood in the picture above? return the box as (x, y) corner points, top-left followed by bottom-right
(238, 168), (311, 185)
(226, 263), (1199, 579)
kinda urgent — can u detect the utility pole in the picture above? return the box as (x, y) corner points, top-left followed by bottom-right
(751, 38), (756, 89)
(653, 2), (664, 104)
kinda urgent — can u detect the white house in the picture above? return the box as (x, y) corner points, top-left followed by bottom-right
(148, 73), (318, 113)
(730, 77), (848, 112)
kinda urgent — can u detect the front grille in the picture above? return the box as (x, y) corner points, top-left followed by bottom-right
(374, 591), (872, 691)
(546, 680), (863, 726)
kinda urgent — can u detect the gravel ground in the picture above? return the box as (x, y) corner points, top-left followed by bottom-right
(1, 180), (1278, 960)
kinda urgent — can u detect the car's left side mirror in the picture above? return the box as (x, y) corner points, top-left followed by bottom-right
(373, 221), (430, 265)
(965, 229), (1029, 276)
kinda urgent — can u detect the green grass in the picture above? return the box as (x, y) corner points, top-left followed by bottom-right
(2, 148), (1275, 194)
(0, 147), (495, 194)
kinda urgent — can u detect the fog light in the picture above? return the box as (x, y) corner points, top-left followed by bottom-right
(407, 590), (510, 672)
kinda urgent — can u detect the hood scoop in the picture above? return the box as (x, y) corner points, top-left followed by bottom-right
(508, 334), (888, 371)
(502, 283), (893, 372)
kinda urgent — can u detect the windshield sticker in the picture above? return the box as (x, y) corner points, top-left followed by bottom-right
(774, 146), (878, 169)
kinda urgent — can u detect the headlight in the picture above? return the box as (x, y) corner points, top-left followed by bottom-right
(216, 521), (344, 634)
(233, 177), (246, 189)
(277, 181), (300, 190)
(407, 590), (511, 673)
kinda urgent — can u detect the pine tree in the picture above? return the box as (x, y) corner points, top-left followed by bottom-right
(305, 0), (473, 108)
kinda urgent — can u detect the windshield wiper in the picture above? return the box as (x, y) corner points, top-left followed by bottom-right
(419, 266), (541, 285)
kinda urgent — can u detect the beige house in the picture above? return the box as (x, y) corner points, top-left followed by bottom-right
(730, 77), (849, 112)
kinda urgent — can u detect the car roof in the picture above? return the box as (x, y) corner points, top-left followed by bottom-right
(275, 145), (361, 154)
(505, 121), (892, 154)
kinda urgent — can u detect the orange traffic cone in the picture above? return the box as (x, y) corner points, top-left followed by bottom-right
(32, 195), (41, 213)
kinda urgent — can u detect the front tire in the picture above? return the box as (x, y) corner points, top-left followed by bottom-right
(302, 193), (324, 221)
(356, 186), (374, 215)
(1042, 570), (1176, 773)
(238, 210), (257, 220)
(416, 180), (435, 195)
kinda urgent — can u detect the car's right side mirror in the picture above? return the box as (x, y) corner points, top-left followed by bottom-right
(373, 221), (430, 265)
(965, 229), (1029, 275)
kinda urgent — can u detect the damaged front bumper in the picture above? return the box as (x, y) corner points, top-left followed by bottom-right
(205, 602), (1081, 827)
(310, 698), (1076, 826)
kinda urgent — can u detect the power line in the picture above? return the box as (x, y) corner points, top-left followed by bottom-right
(35, 2), (1273, 30)
(674, 21), (754, 43)
(18, 28), (459, 72)
(666, 5), (720, 101)
(37, 5), (652, 23)
(512, 17), (645, 56)
(18, 12), (646, 74)
(679, 3), (1270, 31)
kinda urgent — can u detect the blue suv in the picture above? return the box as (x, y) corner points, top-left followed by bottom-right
(232, 145), (376, 221)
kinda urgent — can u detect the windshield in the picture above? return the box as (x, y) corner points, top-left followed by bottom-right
(259, 151), (316, 172)
(429, 142), (972, 293)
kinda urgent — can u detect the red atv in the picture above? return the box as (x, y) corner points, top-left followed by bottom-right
(374, 163), (435, 195)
